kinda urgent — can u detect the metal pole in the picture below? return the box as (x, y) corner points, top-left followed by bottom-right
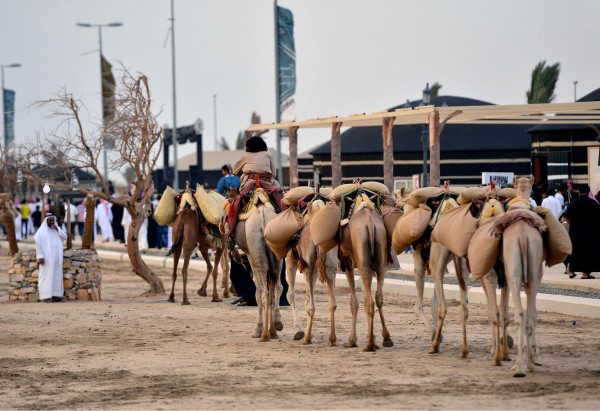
(170, 0), (179, 190)
(274, 0), (283, 183)
(213, 94), (217, 150)
(574, 81), (578, 102)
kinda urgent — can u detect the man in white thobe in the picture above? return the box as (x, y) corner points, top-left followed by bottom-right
(35, 214), (67, 302)
(95, 199), (114, 242)
(541, 189), (563, 219)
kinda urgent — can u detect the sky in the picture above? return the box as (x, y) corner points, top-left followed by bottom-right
(1, 0), (599, 172)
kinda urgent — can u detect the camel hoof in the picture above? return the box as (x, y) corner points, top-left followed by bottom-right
(167, 297), (175, 303)
(252, 327), (262, 338)
(211, 297), (223, 303)
(181, 300), (191, 306)
(270, 332), (279, 339)
(259, 336), (270, 342)
(223, 292), (230, 299)
(513, 372), (526, 378)
(293, 331), (305, 341)
(197, 288), (207, 297)
(461, 350), (469, 359)
(274, 320), (284, 332)
(343, 341), (358, 349)
(302, 338), (312, 345)
(328, 340), (337, 347)
(362, 345), (376, 352)
(507, 335), (514, 349)
(428, 346), (439, 354)
(502, 356), (512, 362)
(492, 358), (502, 366)
(383, 339), (394, 348)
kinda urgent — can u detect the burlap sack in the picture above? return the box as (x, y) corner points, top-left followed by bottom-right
(498, 188), (517, 200)
(208, 190), (227, 209)
(405, 187), (445, 207)
(310, 202), (341, 246)
(154, 186), (177, 226)
(282, 186), (315, 206)
(467, 218), (502, 280)
(328, 183), (358, 201)
(266, 240), (290, 260)
(194, 185), (223, 225)
(494, 208), (547, 233)
(264, 208), (303, 250)
(382, 205), (403, 243)
(319, 187), (332, 197)
(534, 206), (572, 267)
(362, 181), (390, 199)
(457, 187), (487, 205)
(392, 204), (431, 254)
(431, 203), (478, 257)
(318, 238), (338, 254)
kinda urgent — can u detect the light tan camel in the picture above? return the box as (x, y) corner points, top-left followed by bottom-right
(501, 218), (545, 377)
(339, 207), (393, 351)
(168, 207), (227, 304)
(286, 217), (339, 346)
(234, 190), (284, 342)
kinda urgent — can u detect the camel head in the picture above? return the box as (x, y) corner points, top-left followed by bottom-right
(514, 175), (534, 200)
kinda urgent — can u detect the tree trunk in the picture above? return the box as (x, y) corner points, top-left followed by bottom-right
(82, 194), (95, 250)
(428, 111), (441, 187)
(382, 117), (395, 192)
(0, 193), (19, 256)
(126, 203), (165, 295)
(66, 198), (72, 250)
(331, 122), (343, 187)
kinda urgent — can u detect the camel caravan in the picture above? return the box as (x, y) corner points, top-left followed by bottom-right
(153, 174), (571, 378)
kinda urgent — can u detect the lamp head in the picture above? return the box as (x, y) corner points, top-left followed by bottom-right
(42, 180), (51, 194)
(76, 22), (92, 27)
(422, 82), (432, 106)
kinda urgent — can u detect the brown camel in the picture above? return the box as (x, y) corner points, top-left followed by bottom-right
(339, 207), (393, 351)
(234, 189), (284, 342)
(501, 218), (545, 377)
(167, 206), (227, 304)
(286, 217), (339, 346)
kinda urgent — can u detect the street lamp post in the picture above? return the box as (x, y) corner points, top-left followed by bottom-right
(76, 21), (123, 184)
(421, 82), (432, 187)
(1, 63), (21, 160)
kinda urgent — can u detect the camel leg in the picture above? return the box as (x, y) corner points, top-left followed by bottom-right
(526, 275), (543, 370)
(302, 265), (317, 345)
(168, 246), (181, 303)
(375, 266), (393, 348)
(506, 267), (527, 377)
(210, 248), (224, 302)
(269, 284), (279, 339)
(500, 284), (511, 361)
(325, 260), (338, 347)
(343, 269), (359, 348)
(181, 249), (192, 305)
(272, 262), (284, 333)
(285, 253), (305, 340)
(429, 243), (450, 354)
(413, 251), (434, 337)
(359, 270), (377, 352)
(481, 272), (501, 366)
(220, 251), (230, 298)
(197, 247), (212, 297)
(454, 256), (469, 359)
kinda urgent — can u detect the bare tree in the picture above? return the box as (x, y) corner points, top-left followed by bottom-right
(2, 70), (165, 295)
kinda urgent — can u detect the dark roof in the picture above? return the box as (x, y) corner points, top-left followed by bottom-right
(528, 87), (600, 133)
(310, 95), (531, 155)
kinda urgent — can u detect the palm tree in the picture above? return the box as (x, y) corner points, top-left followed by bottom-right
(526, 61), (561, 103)
(431, 82), (442, 98)
(218, 136), (230, 150)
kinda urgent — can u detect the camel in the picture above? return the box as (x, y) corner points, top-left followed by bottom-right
(501, 218), (545, 377)
(286, 217), (339, 346)
(234, 188), (284, 342)
(339, 207), (393, 351)
(168, 206), (227, 304)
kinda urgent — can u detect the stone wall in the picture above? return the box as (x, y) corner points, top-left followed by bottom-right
(8, 249), (102, 302)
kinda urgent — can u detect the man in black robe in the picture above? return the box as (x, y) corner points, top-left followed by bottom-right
(563, 191), (600, 279)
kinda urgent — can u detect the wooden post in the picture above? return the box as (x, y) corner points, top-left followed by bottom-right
(81, 194), (95, 250)
(382, 117), (396, 192)
(331, 122), (342, 187)
(428, 110), (440, 187)
(288, 126), (299, 188)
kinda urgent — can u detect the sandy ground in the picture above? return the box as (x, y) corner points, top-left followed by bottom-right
(1, 255), (600, 410)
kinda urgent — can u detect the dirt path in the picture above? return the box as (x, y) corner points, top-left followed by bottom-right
(1, 255), (599, 409)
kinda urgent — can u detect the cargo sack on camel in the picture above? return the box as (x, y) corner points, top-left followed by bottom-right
(404, 187), (445, 207)
(264, 207), (303, 259)
(282, 186), (316, 206)
(392, 204), (432, 254)
(431, 203), (479, 257)
(310, 201), (341, 254)
(534, 206), (572, 267)
(154, 185), (178, 226)
(194, 185), (225, 225)
(467, 218), (503, 280)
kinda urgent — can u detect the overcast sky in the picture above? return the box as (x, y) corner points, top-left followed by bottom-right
(1, 0), (599, 162)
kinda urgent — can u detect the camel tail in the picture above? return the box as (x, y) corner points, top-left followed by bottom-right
(317, 249), (328, 285)
(166, 217), (183, 256)
(367, 220), (375, 258)
(520, 233), (529, 287)
(266, 244), (279, 289)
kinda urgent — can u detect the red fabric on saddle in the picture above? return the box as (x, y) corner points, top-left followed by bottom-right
(224, 178), (287, 236)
